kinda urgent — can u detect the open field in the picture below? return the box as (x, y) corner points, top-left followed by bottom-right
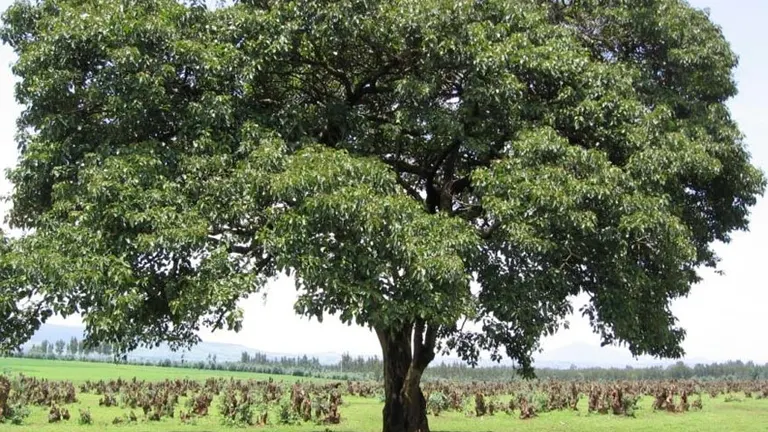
(10, 395), (768, 432)
(0, 357), (323, 383)
(2, 358), (768, 431)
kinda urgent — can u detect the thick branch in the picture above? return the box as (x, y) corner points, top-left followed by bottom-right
(375, 326), (388, 349)
(412, 319), (425, 360)
(425, 178), (440, 214)
(425, 140), (463, 213)
(395, 174), (424, 202)
(449, 176), (472, 195)
(382, 158), (428, 177)
(289, 55), (354, 100)
(453, 204), (483, 220)
(430, 139), (462, 179)
(349, 61), (400, 104)
(412, 319), (438, 371)
(480, 221), (502, 240)
(349, 47), (418, 105)
(423, 325), (438, 357)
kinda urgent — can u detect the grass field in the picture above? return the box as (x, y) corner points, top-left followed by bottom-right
(2, 358), (768, 431)
(0, 357), (323, 383)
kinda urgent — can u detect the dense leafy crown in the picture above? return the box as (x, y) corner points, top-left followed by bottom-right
(0, 0), (763, 373)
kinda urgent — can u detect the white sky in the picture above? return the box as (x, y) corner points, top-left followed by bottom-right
(1, 0), (767, 363)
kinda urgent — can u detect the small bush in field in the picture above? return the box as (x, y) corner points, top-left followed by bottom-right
(78, 408), (93, 425)
(2, 402), (30, 425)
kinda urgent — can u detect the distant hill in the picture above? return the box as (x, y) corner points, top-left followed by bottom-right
(24, 323), (711, 369)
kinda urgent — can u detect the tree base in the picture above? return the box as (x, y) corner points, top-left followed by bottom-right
(378, 326), (432, 432)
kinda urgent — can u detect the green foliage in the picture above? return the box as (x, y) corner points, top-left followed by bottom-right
(0, 0), (763, 383)
(1, 401), (30, 425)
(622, 393), (641, 417)
(1, 374), (29, 425)
(526, 392), (550, 414)
(427, 391), (449, 415)
(77, 408), (92, 425)
(277, 399), (301, 425)
(217, 389), (255, 426)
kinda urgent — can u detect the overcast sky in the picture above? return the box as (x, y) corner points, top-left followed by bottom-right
(1, 0), (766, 363)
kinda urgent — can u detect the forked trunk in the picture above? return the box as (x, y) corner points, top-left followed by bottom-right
(378, 322), (437, 432)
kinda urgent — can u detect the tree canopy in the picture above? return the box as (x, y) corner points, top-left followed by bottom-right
(1, 0), (764, 431)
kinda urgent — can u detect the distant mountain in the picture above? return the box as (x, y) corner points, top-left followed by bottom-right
(24, 324), (711, 369)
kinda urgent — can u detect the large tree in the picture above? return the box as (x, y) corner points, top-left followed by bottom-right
(0, 0), (764, 431)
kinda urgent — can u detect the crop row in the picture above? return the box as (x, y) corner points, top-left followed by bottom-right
(2, 375), (767, 426)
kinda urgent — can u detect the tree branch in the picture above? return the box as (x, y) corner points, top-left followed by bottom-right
(430, 139), (462, 178)
(381, 158), (428, 176)
(412, 318), (425, 362)
(290, 55), (354, 100)
(413, 320), (438, 370)
(211, 254), (273, 330)
(395, 175), (424, 202)
(480, 221), (502, 240)
(450, 176), (472, 195)
(424, 324), (438, 358)
(349, 61), (398, 104)
(453, 204), (483, 220)
(206, 235), (255, 256)
(425, 140), (463, 213)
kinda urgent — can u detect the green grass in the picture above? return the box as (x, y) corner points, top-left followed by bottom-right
(3, 358), (768, 431)
(0, 357), (324, 383)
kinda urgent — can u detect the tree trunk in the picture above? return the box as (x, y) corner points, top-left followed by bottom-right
(377, 322), (437, 432)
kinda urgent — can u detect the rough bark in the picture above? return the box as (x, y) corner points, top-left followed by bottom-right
(377, 321), (438, 432)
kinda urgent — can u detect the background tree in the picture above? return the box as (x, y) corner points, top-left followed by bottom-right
(0, 0), (764, 431)
(67, 337), (79, 357)
(54, 339), (65, 356)
(96, 342), (113, 357)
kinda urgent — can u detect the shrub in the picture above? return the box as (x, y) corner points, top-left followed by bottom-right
(0, 375), (9, 418)
(218, 388), (254, 426)
(427, 391), (449, 416)
(2, 402), (30, 425)
(78, 408), (93, 425)
(474, 392), (487, 416)
(620, 393), (641, 417)
(277, 400), (301, 425)
(526, 392), (550, 414)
